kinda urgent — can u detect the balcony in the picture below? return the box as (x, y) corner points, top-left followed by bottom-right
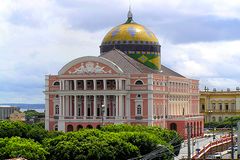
(202, 109), (240, 113)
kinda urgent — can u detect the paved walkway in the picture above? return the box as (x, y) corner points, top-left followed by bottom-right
(175, 133), (224, 160)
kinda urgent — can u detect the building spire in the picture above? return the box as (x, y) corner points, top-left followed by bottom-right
(128, 3), (132, 19)
(125, 1), (134, 23)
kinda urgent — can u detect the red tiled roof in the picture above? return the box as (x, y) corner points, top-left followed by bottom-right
(100, 49), (184, 77)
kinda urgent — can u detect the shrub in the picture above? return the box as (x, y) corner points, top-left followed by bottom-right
(0, 137), (48, 160)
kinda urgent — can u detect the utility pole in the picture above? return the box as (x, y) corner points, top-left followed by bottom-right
(187, 123), (191, 160)
(231, 119), (234, 160)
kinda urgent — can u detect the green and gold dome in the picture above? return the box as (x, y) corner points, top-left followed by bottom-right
(100, 10), (161, 70)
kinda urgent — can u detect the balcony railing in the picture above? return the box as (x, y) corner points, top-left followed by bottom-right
(202, 109), (240, 113)
(52, 115), (127, 120)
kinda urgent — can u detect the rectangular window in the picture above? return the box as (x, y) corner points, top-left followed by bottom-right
(97, 107), (100, 116)
(55, 105), (59, 115)
(219, 103), (222, 110)
(231, 103), (235, 110)
(212, 103), (216, 110)
(225, 104), (229, 110)
(137, 105), (142, 115)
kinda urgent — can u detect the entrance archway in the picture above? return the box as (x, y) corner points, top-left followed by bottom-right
(86, 125), (93, 129)
(170, 123), (177, 131)
(67, 125), (74, 132)
(77, 125), (83, 131)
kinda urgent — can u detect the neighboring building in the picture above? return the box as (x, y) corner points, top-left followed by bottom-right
(200, 89), (240, 122)
(45, 10), (204, 138)
(9, 110), (25, 121)
(0, 105), (19, 120)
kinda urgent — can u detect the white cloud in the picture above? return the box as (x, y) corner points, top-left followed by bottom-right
(200, 78), (240, 91)
(133, 0), (240, 19)
(162, 40), (240, 90)
(0, 0), (240, 103)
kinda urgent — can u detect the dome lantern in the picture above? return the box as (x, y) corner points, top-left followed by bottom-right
(100, 11), (161, 70)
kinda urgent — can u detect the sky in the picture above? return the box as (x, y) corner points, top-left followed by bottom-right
(0, 0), (240, 103)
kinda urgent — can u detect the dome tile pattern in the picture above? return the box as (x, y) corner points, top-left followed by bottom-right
(102, 23), (158, 44)
(100, 11), (161, 70)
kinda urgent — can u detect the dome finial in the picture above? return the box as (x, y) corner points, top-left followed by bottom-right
(128, 2), (132, 19)
(125, 0), (134, 23)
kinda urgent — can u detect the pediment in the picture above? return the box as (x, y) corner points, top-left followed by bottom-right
(58, 56), (123, 75)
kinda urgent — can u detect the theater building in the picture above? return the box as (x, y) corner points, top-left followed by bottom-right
(45, 10), (204, 138)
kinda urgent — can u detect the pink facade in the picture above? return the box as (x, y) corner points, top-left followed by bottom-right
(45, 52), (204, 139)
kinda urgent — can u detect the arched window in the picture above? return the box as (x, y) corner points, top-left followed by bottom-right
(77, 125), (83, 131)
(170, 123), (177, 131)
(67, 125), (73, 132)
(55, 105), (59, 115)
(86, 125), (93, 129)
(219, 117), (222, 122)
(212, 116), (216, 122)
(135, 80), (143, 85)
(96, 125), (101, 129)
(137, 105), (142, 115)
(54, 125), (58, 131)
(53, 81), (60, 86)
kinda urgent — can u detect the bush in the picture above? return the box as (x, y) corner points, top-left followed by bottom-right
(0, 137), (48, 160)
(44, 129), (140, 160)
(0, 121), (29, 138)
(100, 124), (182, 156)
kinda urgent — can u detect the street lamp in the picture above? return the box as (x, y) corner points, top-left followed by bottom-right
(208, 110), (215, 141)
(101, 104), (105, 126)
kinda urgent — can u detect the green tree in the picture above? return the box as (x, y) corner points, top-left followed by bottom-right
(100, 124), (182, 156)
(24, 110), (43, 117)
(44, 129), (140, 160)
(26, 126), (49, 142)
(0, 137), (48, 160)
(0, 120), (29, 138)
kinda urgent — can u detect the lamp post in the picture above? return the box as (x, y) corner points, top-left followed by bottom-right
(101, 104), (105, 126)
(208, 110), (215, 141)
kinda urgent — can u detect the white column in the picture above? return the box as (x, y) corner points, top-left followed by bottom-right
(119, 79), (122, 90)
(63, 96), (65, 119)
(69, 96), (72, 116)
(74, 95), (77, 119)
(148, 93), (153, 125)
(94, 80), (97, 90)
(62, 80), (65, 90)
(45, 94), (50, 130)
(126, 94), (130, 120)
(58, 97), (65, 132)
(94, 95), (97, 118)
(116, 95), (119, 119)
(148, 74), (153, 90)
(104, 79), (107, 90)
(115, 79), (118, 90)
(84, 95), (87, 119)
(60, 80), (62, 91)
(104, 95), (107, 116)
(59, 96), (62, 119)
(163, 105), (166, 128)
(119, 95), (123, 119)
(84, 80), (87, 90)
(74, 80), (77, 90)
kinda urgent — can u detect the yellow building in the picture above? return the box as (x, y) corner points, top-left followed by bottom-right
(9, 110), (25, 121)
(200, 89), (240, 122)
